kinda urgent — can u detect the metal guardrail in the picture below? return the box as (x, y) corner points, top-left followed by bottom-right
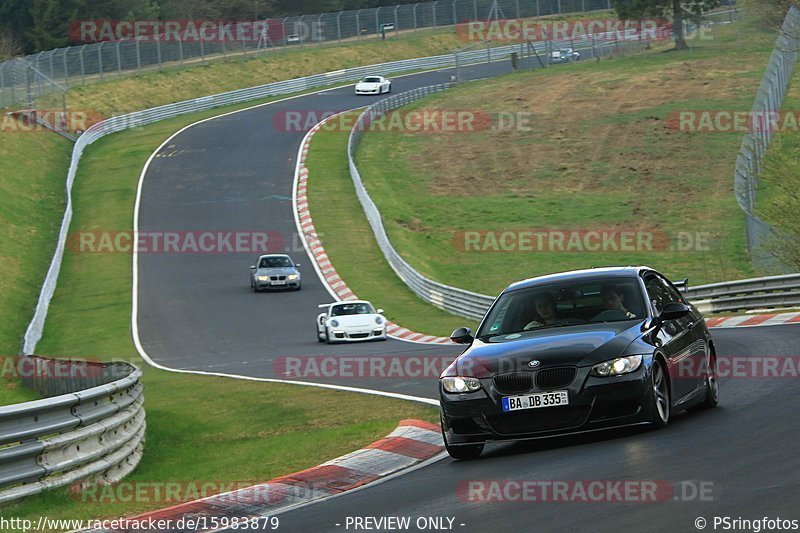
(346, 29), (800, 321)
(19, 46), (546, 356)
(0, 357), (144, 504)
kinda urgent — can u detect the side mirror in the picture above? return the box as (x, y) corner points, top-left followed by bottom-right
(295, 263), (301, 268)
(450, 327), (474, 344)
(659, 302), (690, 322)
(249, 265), (256, 270)
(377, 308), (384, 314)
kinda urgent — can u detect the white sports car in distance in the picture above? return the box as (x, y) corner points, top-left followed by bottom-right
(317, 300), (387, 343)
(355, 76), (392, 95)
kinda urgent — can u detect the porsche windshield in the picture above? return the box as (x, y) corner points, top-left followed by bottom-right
(477, 277), (646, 339)
(331, 303), (375, 316)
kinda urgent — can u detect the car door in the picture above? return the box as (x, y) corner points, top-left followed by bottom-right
(643, 272), (697, 402)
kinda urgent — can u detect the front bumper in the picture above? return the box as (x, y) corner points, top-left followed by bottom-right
(255, 279), (300, 289)
(329, 328), (386, 342)
(355, 88), (381, 95)
(440, 364), (654, 445)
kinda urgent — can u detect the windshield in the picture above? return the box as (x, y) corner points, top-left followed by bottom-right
(362, 77), (382, 83)
(477, 277), (645, 340)
(259, 256), (293, 268)
(331, 302), (375, 316)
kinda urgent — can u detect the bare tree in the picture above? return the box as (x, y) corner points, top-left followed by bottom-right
(0, 29), (21, 60)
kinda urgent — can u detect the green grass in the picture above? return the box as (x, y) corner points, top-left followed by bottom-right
(3, 97), (437, 523)
(304, 111), (479, 336)
(0, 126), (72, 404)
(353, 21), (773, 297)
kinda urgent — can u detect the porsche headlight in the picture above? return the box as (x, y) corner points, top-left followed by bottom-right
(591, 355), (643, 377)
(441, 376), (482, 393)
(375, 316), (384, 325)
(288, 274), (299, 280)
(330, 319), (339, 328)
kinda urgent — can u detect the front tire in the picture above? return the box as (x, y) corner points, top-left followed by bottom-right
(650, 357), (670, 428)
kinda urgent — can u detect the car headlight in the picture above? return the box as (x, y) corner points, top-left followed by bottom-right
(257, 276), (269, 281)
(441, 376), (482, 393)
(375, 316), (384, 325)
(591, 355), (643, 377)
(288, 274), (299, 280)
(330, 319), (339, 328)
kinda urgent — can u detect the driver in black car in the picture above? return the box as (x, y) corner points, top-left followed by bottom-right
(597, 284), (636, 319)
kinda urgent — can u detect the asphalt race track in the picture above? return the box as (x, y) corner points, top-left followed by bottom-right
(134, 60), (800, 531)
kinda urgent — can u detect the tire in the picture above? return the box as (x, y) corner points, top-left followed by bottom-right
(441, 416), (483, 460)
(387, 84), (391, 93)
(324, 327), (331, 344)
(692, 348), (719, 410)
(317, 326), (325, 343)
(649, 357), (670, 428)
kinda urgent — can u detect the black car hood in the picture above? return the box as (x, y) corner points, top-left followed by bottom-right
(444, 321), (647, 378)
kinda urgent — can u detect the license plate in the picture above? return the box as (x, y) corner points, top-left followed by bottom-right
(271, 280), (286, 285)
(502, 391), (569, 412)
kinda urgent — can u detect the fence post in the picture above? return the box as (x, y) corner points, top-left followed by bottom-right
(453, 0), (457, 25)
(98, 43), (104, 80)
(178, 36), (184, 64)
(135, 38), (141, 71)
(156, 36), (162, 68)
(473, 0), (478, 20)
(394, 6), (399, 36)
(357, 10), (362, 39)
(375, 8), (381, 36)
(557, 0), (562, 15)
(337, 12), (342, 42)
(536, 0), (540, 18)
(433, 1), (439, 27)
(62, 49), (69, 85)
(413, 3), (418, 31)
(200, 33), (205, 63)
(516, 0), (520, 19)
(115, 41), (122, 77)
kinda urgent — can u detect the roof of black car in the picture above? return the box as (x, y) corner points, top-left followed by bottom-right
(505, 266), (649, 292)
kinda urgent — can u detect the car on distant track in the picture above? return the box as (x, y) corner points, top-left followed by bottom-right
(548, 47), (580, 64)
(355, 75), (392, 95)
(249, 254), (301, 291)
(439, 266), (718, 459)
(317, 300), (387, 343)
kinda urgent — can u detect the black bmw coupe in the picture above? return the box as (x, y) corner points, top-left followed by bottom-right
(440, 267), (719, 459)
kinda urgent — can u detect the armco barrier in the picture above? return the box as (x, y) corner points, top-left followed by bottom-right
(347, 91), (800, 319)
(0, 357), (144, 504)
(21, 25), (654, 355)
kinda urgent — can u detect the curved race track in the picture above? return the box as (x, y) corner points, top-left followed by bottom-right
(134, 60), (800, 531)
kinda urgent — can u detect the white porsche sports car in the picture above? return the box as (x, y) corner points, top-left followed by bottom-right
(354, 76), (392, 95)
(317, 300), (387, 343)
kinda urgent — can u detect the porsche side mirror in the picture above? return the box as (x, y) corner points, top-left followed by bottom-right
(377, 308), (384, 314)
(249, 265), (256, 269)
(450, 327), (474, 344)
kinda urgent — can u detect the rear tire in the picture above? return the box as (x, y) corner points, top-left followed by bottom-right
(693, 348), (719, 410)
(649, 358), (670, 428)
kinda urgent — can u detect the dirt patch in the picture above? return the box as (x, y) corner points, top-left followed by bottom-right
(402, 58), (752, 201)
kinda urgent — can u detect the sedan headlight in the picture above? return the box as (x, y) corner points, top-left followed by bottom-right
(330, 319), (339, 328)
(441, 376), (482, 393)
(591, 355), (643, 377)
(288, 274), (299, 280)
(257, 276), (269, 281)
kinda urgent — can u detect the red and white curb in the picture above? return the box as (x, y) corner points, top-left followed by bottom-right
(294, 117), (451, 345)
(706, 312), (800, 329)
(81, 420), (443, 532)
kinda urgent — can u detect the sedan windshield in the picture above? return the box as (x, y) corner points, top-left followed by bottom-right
(477, 277), (646, 340)
(259, 256), (293, 268)
(331, 303), (375, 316)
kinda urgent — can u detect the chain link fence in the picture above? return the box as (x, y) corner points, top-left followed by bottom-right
(0, 0), (621, 110)
(734, 6), (800, 273)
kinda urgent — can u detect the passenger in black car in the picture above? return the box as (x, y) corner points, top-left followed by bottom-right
(524, 292), (559, 329)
